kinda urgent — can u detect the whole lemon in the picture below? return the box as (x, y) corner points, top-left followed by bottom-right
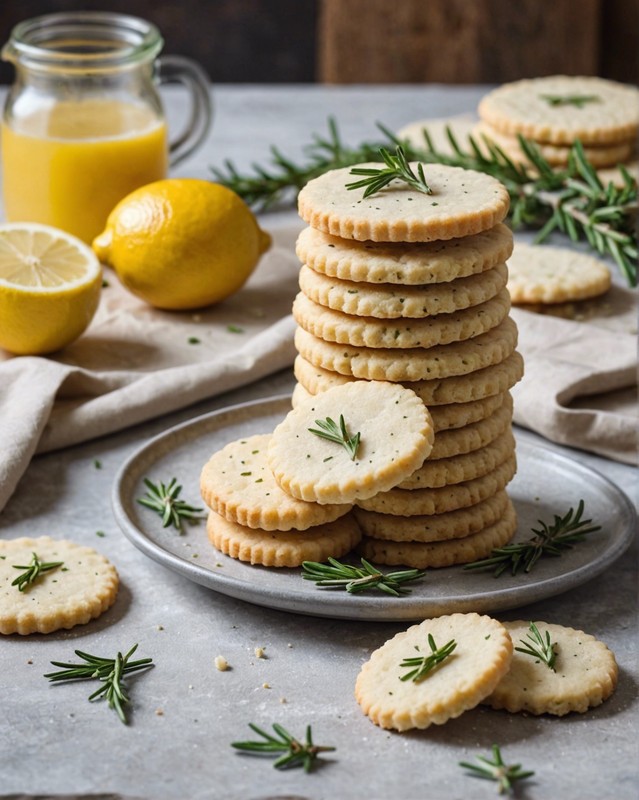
(92, 179), (271, 310)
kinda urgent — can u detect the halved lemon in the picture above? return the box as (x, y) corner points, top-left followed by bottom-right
(0, 223), (102, 355)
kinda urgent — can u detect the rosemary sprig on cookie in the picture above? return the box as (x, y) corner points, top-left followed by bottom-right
(301, 556), (425, 596)
(399, 633), (457, 682)
(308, 414), (361, 460)
(515, 621), (557, 671)
(346, 145), (432, 198)
(214, 117), (637, 285)
(11, 552), (64, 592)
(540, 93), (600, 108)
(463, 499), (600, 577)
(231, 723), (335, 772)
(460, 744), (535, 795)
(44, 644), (154, 724)
(137, 477), (205, 532)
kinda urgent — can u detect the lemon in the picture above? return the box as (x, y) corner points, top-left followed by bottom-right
(92, 179), (271, 310)
(0, 223), (102, 355)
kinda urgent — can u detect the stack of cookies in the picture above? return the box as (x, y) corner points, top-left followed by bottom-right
(476, 75), (639, 170)
(291, 162), (525, 569)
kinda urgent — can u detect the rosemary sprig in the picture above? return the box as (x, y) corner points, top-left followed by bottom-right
(399, 633), (457, 682)
(463, 500), (600, 577)
(301, 556), (425, 596)
(44, 644), (154, 724)
(308, 414), (361, 460)
(11, 552), (64, 592)
(460, 744), (535, 795)
(346, 145), (432, 198)
(232, 723), (335, 772)
(137, 477), (205, 532)
(540, 93), (600, 108)
(213, 117), (637, 285)
(515, 621), (557, 671)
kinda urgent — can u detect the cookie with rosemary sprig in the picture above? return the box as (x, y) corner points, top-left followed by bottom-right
(355, 612), (513, 731)
(483, 620), (618, 716)
(0, 537), (118, 635)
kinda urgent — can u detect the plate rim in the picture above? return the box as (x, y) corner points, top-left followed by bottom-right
(111, 394), (637, 621)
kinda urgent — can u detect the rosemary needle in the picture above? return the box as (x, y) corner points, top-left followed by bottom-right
(137, 477), (205, 533)
(302, 556), (425, 596)
(11, 552), (64, 592)
(44, 644), (154, 724)
(515, 621), (557, 671)
(399, 633), (457, 682)
(308, 414), (361, 460)
(460, 744), (535, 795)
(232, 723), (335, 772)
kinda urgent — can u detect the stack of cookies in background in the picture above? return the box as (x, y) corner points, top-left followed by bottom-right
(291, 162), (525, 569)
(476, 75), (639, 171)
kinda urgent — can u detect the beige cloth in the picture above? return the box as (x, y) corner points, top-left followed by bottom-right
(0, 220), (302, 513)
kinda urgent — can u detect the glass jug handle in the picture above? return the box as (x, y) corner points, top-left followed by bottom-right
(156, 55), (213, 168)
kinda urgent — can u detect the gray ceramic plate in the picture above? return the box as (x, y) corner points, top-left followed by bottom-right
(112, 395), (636, 621)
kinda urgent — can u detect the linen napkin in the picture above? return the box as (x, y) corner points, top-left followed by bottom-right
(0, 219), (303, 514)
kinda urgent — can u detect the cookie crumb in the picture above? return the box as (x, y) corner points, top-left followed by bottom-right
(215, 656), (230, 672)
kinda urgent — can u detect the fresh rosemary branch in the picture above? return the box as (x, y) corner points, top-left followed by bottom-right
(460, 744), (535, 795)
(399, 633), (457, 682)
(44, 644), (154, 724)
(137, 477), (205, 532)
(308, 414), (361, 460)
(11, 552), (64, 592)
(463, 500), (600, 577)
(301, 556), (425, 596)
(540, 93), (600, 108)
(213, 117), (637, 285)
(515, 621), (557, 671)
(232, 723), (335, 772)
(346, 145), (432, 198)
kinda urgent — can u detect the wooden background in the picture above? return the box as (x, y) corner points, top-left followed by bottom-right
(0, 0), (636, 85)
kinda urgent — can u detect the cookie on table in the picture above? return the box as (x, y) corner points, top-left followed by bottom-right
(0, 537), (118, 635)
(296, 223), (513, 284)
(293, 350), (525, 406)
(294, 317), (519, 382)
(357, 500), (517, 568)
(206, 510), (362, 567)
(355, 613), (513, 731)
(297, 163), (510, 242)
(292, 289), (511, 349)
(484, 620), (618, 716)
(478, 76), (639, 145)
(354, 490), (513, 543)
(507, 242), (611, 305)
(200, 434), (352, 531)
(298, 262), (509, 318)
(267, 381), (434, 505)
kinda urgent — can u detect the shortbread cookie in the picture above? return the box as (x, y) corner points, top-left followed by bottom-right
(291, 381), (313, 409)
(296, 224), (513, 285)
(478, 76), (639, 145)
(294, 317), (518, 382)
(0, 537), (119, 635)
(484, 620), (618, 716)
(293, 289), (511, 349)
(206, 511), (361, 567)
(297, 163), (510, 242)
(200, 434), (352, 531)
(357, 501), (517, 567)
(294, 351), (524, 406)
(298, 263), (509, 318)
(398, 429), (515, 489)
(354, 490), (512, 542)
(426, 394), (513, 460)
(356, 453), (516, 515)
(507, 242), (611, 304)
(473, 121), (635, 167)
(267, 381), (435, 504)
(355, 613), (513, 730)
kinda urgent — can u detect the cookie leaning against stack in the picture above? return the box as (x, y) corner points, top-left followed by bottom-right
(293, 161), (524, 568)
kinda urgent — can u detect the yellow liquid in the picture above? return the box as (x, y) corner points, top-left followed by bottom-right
(2, 100), (168, 243)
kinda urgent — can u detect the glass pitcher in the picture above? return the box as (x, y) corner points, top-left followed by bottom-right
(1, 11), (213, 243)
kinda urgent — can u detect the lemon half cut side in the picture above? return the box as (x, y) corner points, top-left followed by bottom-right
(0, 223), (102, 355)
